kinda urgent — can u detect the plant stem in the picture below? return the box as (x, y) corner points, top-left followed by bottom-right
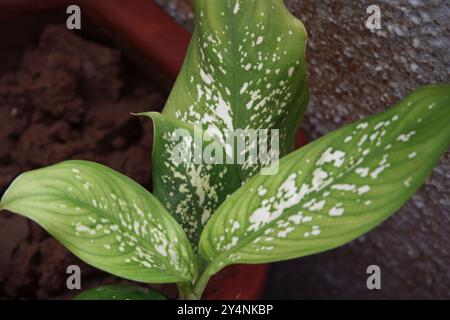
(177, 262), (219, 300)
(177, 282), (199, 300)
(194, 268), (211, 299)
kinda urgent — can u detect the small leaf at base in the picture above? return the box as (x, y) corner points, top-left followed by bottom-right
(74, 284), (166, 300)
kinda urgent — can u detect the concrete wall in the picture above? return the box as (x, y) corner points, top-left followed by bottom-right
(156, 0), (450, 298)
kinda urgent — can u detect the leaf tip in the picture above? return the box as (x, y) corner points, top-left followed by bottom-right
(0, 173), (22, 211)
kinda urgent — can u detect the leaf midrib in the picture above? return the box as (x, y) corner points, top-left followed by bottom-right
(226, 0), (258, 181)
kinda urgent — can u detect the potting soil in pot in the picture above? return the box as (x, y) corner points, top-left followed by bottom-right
(0, 25), (176, 299)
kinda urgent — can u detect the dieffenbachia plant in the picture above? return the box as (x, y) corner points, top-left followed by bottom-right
(0, 0), (449, 300)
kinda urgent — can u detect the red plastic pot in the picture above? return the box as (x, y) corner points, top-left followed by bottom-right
(0, 0), (309, 300)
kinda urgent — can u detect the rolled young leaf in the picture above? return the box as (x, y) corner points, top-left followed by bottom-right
(163, 0), (309, 180)
(141, 112), (241, 248)
(151, 0), (309, 245)
(0, 161), (197, 284)
(74, 285), (166, 300)
(199, 85), (450, 274)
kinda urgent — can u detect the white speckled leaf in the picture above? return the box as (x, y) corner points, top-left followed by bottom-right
(162, 0), (309, 180)
(0, 161), (197, 284)
(199, 85), (450, 274)
(142, 112), (241, 248)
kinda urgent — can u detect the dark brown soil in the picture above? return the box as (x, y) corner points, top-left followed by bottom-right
(0, 25), (175, 299)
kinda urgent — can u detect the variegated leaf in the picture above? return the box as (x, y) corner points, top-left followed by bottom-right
(199, 85), (450, 274)
(152, 0), (309, 245)
(0, 161), (197, 283)
(162, 0), (309, 180)
(142, 112), (240, 247)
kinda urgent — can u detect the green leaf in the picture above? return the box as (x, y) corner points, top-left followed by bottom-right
(199, 85), (450, 274)
(0, 160), (197, 284)
(141, 112), (241, 248)
(162, 0), (309, 180)
(74, 285), (166, 300)
(149, 0), (309, 246)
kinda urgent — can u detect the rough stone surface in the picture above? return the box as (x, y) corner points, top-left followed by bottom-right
(155, 0), (195, 31)
(157, 0), (450, 298)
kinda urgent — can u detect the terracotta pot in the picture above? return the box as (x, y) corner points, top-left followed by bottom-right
(0, 0), (282, 300)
